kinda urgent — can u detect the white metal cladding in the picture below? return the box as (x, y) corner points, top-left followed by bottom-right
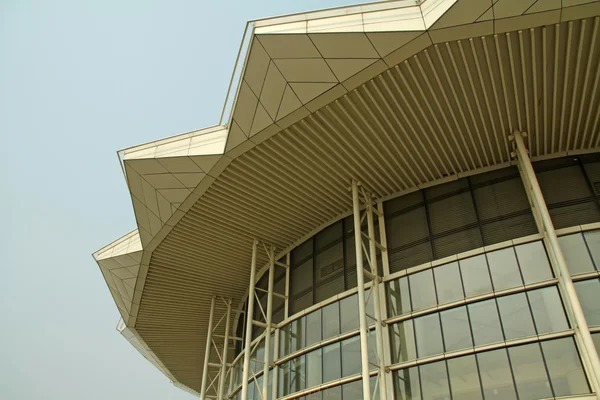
(93, 0), (600, 394)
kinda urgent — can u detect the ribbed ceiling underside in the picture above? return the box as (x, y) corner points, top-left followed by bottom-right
(137, 17), (600, 390)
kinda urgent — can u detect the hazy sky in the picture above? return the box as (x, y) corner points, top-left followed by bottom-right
(0, 0), (371, 399)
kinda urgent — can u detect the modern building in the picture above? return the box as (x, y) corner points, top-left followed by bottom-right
(93, 0), (600, 399)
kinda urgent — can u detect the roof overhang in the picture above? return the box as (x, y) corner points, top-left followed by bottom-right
(94, 0), (600, 393)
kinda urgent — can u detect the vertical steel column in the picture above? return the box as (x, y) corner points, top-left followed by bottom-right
(284, 252), (290, 319)
(377, 200), (395, 399)
(352, 180), (372, 400)
(513, 132), (600, 395)
(200, 296), (216, 399)
(217, 298), (232, 400)
(242, 240), (259, 400)
(272, 327), (280, 399)
(366, 193), (387, 399)
(262, 247), (276, 399)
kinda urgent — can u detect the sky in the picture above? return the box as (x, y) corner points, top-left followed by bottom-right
(0, 0), (370, 399)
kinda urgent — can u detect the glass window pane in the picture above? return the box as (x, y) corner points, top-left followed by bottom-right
(575, 279), (600, 326)
(583, 230), (600, 270)
(460, 254), (493, 298)
(248, 379), (255, 400)
(268, 369), (274, 400)
(341, 335), (362, 377)
(409, 270), (437, 311)
(395, 367), (422, 400)
(434, 262), (464, 304)
(419, 361), (450, 400)
(252, 342), (263, 375)
(440, 306), (473, 352)
(477, 348), (518, 400)
(391, 320), (417, 363)
(290, 318), (305, 353)
(340, 294), (359, 333)
(497, 292), (536, 340)
(468, 299), (504, 346)
(253, 375), (262, 400)
(322, 302), (340, 340)
(322, 342), (341, 383)
(487, 247), (523, 291)
(368, 332), (377, 371)
(414, 314), (444, 358)
(341, 376), (380, 400)
(447, 355), (483, 400)
(320, 385), (341, 400)
(593, 333), (600, 358)
(342, 379), (363, 399)
(290, 354), (306, 393)
(306, 348), (322, 389)
(515, 241), (553, 284)
(306, 310), (321, 347)
(278, 360), (290, 397)
(280, 324), (291, 357)
(559, 233), (596, 275)
(528, 286), (569, 334)
(541, 337), (590, 397)
(508, 343), (553, 400)
(387, 277), (412, 316)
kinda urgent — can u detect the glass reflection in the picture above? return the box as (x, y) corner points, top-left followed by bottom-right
(440, 306), (473, 352)
(508, 343), (553, 399)
(497, 292), (536, 340)
(414, 313), (444, 358)
(575, 279), (600, 326)
(468, 299), (504, 346)
(487, 248), (523, 291)
(410, 270), (437, 311)
(391, 320), (417, 363)
(388, 276), (412, 316)
(447, 355), (483, 399)
(460, 254), (493, 298)
(541, 337), (589, 397)
(434, 262), (464, 305)
(340, 294), (359, 333)
(322, 301), (340, 339)
(515, 241), (553, 284)
(477, 348), (518, 399)
(559, 234), (596, 275)
(527, 286), (569, 334)
(420, 361), (450, 400)
(395, 367), (421, 400)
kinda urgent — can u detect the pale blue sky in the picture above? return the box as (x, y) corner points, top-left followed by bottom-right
(0, 0), (368, 399)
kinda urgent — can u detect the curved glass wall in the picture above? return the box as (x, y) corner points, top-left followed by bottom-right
(229, 155), (600, 399)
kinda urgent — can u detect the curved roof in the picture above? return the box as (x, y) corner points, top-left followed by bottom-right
(94, 0), (600, 393)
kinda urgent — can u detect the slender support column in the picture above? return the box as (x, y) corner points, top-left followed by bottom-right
(272, 327), (280, 399)
(377, 200), (395, 399)
(242, 240), (259, 400)
(262, 248), (276, 399)
(284, 252), (290, 319)
(352, 180), (372, 400)
(217, 298), (232, 400)
(513, 132), (600, 395)
(201, 296), (216, 399)
(366, 193), (388, 399)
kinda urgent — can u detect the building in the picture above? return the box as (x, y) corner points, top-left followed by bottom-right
(93, 0), (600, 399)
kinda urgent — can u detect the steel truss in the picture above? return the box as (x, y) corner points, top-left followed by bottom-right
(239, 239), (289, 400)
(200, 296), (235, 400)
(512, 132), (600, 398)
(351, 180), (390, 400)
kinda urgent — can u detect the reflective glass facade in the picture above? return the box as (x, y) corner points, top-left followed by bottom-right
(229, 156), (600, 400)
